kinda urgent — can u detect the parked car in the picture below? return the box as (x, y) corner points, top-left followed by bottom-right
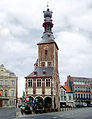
(83, 102), (87, 107)
(66, 105), (72, 108)
(88, 104), (92, 107)
(61, 104), (66, 108)
(76, 104), (82, 107)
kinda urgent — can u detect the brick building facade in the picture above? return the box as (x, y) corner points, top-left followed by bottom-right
(67, 75), (92, 106)
(25, 8), (60, 110)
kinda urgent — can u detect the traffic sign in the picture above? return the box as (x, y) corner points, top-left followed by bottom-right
(34, 98), (39, 103)
(25, 97), (30, 102)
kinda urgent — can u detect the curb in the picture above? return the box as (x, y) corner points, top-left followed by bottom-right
(16, 111), (41, 118)
(0, 107), (16, 109)
(16, 108), (78, 118)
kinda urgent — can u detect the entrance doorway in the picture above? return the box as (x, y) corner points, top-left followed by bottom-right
(0, 100), (3, 107)
(44, 97), (52, 109)
(34, 97), (43, 109)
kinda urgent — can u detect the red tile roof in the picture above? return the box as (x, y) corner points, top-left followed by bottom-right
(60, 85), (72, 93)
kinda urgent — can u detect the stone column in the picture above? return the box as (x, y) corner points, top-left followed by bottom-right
(52, 96), (54, 109)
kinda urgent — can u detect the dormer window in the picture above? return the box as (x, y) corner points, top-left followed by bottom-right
(34, 72), (37, 75)
(41, 62), (45, 67)
(48, 35), (50, 38)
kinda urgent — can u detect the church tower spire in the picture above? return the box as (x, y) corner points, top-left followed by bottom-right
(43, 8), (53, 33)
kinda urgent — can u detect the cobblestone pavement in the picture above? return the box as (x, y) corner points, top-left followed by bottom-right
(0, 107), (92, 119)
(0, 108), (18, 119)
(15, 107), (92, 119)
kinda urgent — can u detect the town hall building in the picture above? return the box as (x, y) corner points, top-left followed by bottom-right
(25, 7), (60, 110)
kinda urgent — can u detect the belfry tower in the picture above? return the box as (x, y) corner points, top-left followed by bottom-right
(38, 8), (58, 70)
(25, 7), (60, 110)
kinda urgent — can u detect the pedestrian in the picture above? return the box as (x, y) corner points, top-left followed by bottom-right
(21, 108), (23, 115)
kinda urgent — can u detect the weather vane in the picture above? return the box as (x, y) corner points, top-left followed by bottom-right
(47, 1), (49, 9)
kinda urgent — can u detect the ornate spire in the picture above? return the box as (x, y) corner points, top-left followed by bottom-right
(43, 7), (53, 33)
(37, 7), (56, 45)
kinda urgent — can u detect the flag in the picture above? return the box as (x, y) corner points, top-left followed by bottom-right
(0, 90), (1, 96)
(5, 89), (7, 97)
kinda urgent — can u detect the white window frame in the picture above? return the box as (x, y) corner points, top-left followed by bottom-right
(64, 96), (66, 101)
(4, 100), (7, 105)
(11, 90), (15, 96)
(61, 96), (63, 101)
(69, 94), (71, 100)
(0, 80), (3, 85)
(5, 80), (8, 86)
(36, 78), (42, 87)
(11, 80), (15, 86)
(45, 78), (51, 87)
(28, 79), (33, 87)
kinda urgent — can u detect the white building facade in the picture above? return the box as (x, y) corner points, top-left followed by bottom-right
(0, 64), (18, 107)
(60, 85), (74, 107)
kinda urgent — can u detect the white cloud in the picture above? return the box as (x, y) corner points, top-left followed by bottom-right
(0, 0), (92, 97)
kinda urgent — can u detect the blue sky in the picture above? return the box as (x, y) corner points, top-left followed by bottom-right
(0, 0), (92, 97)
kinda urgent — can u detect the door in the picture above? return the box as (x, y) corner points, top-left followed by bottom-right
(0, 100), (2, 107)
